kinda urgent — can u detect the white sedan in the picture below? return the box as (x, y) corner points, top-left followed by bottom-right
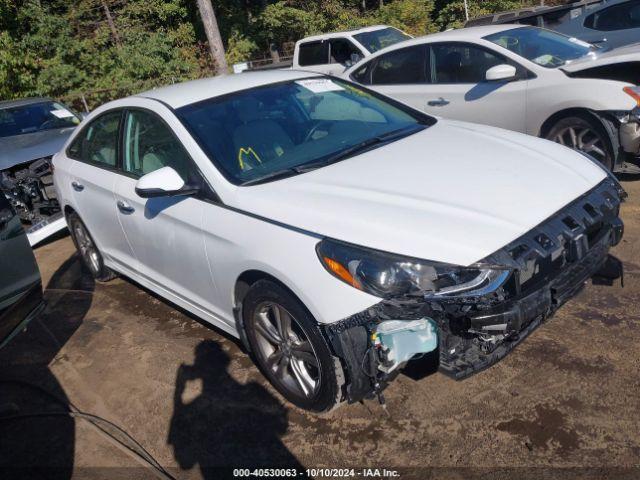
(344, 24), (640, 172)
(53, 71), (624, 411)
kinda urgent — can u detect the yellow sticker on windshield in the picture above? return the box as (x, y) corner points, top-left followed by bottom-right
(238, 147), (262, 170)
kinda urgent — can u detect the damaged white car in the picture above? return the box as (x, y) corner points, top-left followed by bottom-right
(345, 25), (640, 173)
(1, 98), (81, 245)
(53, 71), (624, 411)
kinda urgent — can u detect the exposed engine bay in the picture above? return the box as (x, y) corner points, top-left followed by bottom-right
(1, 157), (62, 235)
(324, 178), (626, 406)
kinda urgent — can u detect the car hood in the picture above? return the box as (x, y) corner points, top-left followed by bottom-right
(232, 120), (606, 266)
(561, 43), (640, 73)
(0, 127), (76, 170)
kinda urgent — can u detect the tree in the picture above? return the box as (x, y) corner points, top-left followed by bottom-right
(196, 0), (228, 74)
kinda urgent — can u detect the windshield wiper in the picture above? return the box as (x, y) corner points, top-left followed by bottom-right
(240, 168), (300, 186)
(296, 124), (424, 173)
(240, 124), (424, 185)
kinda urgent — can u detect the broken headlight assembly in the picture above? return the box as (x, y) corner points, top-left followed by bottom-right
(316, 239), (510, 299)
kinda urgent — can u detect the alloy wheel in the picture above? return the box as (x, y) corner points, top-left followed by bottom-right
(552, 125), (607, 165)
(73, 222), (100, 274)
(252, 302), (321, 398)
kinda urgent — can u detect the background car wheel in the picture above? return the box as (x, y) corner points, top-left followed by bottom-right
(243, 279), (340, 412)
(545, 113), (614, 170)
(67, 212), (117, 282)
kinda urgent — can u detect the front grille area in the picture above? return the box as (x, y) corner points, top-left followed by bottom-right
(492, 178), (624, 299)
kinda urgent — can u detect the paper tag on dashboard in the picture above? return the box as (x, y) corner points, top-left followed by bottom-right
(50, 109), (74, 119)
(296, 79), (344, 93)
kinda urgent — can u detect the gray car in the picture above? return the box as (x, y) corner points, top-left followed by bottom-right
(0, 98), (82, 245)
(466, 0), (640, 50)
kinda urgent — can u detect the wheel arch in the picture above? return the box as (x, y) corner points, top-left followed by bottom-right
(233, 269), (313, 353)
(539, 107), (603, 138)
(539, 107), (621, 169)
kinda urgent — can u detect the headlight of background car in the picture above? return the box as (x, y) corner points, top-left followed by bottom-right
(317, 239), (510, 299)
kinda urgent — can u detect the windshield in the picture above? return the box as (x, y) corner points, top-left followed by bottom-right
(484, 27), (597, 68)
(353, 27), (412, 53)
(177, 77), (431, 185)
(0, 101), (80, 138)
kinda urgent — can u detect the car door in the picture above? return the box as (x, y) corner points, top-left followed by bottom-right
(65, 110), (137, 271)
(351, 44), (432, 111)
(360, 42), (528, 133)
(113, 108), (216, 314)
(0, 193), (43, 348)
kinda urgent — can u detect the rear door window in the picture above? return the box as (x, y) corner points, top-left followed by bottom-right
(67, 111), (121, 167)
(370, 45), (428, 85)
(298, 41), (329, 66)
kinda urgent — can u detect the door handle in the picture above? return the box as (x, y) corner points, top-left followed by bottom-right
(117, 200), (135, 214)
(427, 97), (450, 107)
(71, 181), (84, 192)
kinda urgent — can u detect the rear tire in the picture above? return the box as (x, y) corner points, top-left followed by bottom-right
(243, 280), (340, 412)
(67, 212), (117, 282)
(545, 113), (614, 171)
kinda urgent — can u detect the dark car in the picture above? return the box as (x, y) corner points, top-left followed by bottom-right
(466, 0), (640, 50)
(0, 98), (82, 246)
(0, 192), (44, 349)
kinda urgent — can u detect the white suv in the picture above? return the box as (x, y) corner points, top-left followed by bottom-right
(53, 71), (625, 411)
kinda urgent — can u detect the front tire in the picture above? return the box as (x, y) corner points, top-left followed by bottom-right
(67, 212), (117, 282)
(243, 280), (340, 412)
(545, 113), (614, 170)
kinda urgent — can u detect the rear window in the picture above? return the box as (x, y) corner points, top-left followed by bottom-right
(298, 41), (329, 66)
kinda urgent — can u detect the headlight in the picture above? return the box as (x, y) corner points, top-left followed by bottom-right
(316, 239), (510, 299)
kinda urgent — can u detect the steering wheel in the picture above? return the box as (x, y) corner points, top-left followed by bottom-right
(303, 121), (333, 143)
(39, 119), (58, 130)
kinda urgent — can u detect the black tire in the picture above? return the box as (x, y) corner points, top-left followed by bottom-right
(243, 280), (340, 412)
(545, 113), (615, 171)
(67, 212), (117, 282)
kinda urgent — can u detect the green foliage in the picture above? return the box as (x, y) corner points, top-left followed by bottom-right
(0, 0), (545, 106)
(373, 0), (438, 36)
(435, 0), (538, 30)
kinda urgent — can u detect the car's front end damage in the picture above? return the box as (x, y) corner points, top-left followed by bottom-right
(563, 61), (640, 172)
(322, 177), (625, 404)
(0, 156), (65, 246)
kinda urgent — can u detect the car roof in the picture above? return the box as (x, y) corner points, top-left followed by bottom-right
(353, 24), (525, 54)
(297, 25), (394, 44)
(0, 97), (53, 110)
(137, 70), (321, 109)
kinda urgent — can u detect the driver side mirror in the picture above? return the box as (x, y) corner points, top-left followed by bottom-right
(485, 64), (517, 82)
(135, 166), (198, 199)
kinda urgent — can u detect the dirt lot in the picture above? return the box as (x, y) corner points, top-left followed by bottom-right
(1, 177), (639, 480)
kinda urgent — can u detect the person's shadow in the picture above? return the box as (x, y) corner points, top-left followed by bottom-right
(168, 340), (302, 478)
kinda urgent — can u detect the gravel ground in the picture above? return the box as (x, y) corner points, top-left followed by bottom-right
(0, 177), (638, 480)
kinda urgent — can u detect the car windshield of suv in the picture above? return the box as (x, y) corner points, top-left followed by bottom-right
(484, 26), (597, 68)
(177, 77), (432, 185)
(353, 27), (412, 53)
(0, 101), (80, 138)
